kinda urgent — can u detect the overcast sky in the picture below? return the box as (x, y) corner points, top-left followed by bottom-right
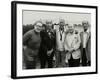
(23, 10), (91, 25)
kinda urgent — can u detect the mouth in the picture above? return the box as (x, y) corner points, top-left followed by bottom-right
(36, 29), (42, 32)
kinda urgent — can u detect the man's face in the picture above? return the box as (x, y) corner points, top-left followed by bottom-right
(46, 21), (52, 30)
(34, 22), (43, 33)
(68, 26), (74, 33)
(59, 21), (65, 27)
(82, 22), (88, 31)
(59, 21), (65, 30)
(69, 29), (74, 34)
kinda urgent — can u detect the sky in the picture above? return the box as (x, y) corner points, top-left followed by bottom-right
(23, 10), (91, 25)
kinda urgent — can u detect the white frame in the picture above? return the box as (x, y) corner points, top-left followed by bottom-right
(11, 1), (98, 79)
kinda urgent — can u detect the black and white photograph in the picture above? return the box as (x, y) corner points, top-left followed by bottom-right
(11, 1), (97, 79)
(23, 10), (91, 69)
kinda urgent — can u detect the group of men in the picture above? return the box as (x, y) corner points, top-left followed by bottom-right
(23, 19), (91, 69)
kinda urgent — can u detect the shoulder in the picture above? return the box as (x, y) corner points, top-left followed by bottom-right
(24, 29), (33, 36)
(66, 33), (70, 37)
(52, 29), (56, 33)
(83, 32), (89, 36)
(75, 34), (80, 39)
(40, 30), (46, 33)
(80, 32), (83, 34)
(80, 32), (83, 36)
(53, 29), (56, 32)
(40, 30), (46, 36)
(86, 31), (89, 35)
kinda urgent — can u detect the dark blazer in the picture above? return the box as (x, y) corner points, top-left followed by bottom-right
(39, 30), (56, 57)
(86, 35), (91, 61)
(80, 32), (90, 61)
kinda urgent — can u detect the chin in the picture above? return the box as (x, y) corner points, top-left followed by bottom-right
(34, 29), (40, 33)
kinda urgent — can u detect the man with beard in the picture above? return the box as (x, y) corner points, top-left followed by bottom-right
(39, 20), (56, 68)
(23, 21), (43, 69)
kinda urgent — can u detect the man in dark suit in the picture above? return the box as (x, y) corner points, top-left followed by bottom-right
(39, 20), (56, 68)
(80, 21), (90, 66)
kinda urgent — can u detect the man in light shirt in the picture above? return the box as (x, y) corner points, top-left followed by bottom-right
(80, 21), (90, 66)
(64, 25), (81, 67)
(55, 19), (66, 67)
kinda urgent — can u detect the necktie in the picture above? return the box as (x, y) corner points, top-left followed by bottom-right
(60, 31), (63, 41)
(48, 30), (51, 38)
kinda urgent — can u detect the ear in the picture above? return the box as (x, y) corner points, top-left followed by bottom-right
(34, 25), (37, 29)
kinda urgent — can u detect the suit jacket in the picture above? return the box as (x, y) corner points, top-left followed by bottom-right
(39, 30), (56, 57)
(66, 49), (81, 60)
(65, 33), (81, 59)
(80, 32), (90, 60)
(86, 35), (91, 61)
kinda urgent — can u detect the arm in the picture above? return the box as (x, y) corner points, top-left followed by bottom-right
(47, 30), (56, 56)
(53, 30), (56, 51)
(23, 30), (32, 59)
(23, 30), (32, 46)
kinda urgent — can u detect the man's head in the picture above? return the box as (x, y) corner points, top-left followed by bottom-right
(59, 19), (65, 30)
(34, 21), (43, 33)
(45, 20), (53, 30)
(82, 21), (89, 32)
(68, 24), (74, 34)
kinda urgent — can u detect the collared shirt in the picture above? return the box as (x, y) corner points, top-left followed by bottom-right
(56, 29), (66, 51)
(83, 32), (89, 48)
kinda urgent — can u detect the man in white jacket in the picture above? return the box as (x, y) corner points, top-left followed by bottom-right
(64, 25), (81, 67)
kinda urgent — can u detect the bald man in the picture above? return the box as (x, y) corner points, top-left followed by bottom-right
(23, 21), (43, 69)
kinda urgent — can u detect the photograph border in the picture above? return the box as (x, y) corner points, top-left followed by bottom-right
(11, 1), (98, 79)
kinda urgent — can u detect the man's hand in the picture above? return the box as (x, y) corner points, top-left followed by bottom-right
(27, 56), (34, 61)
(23, 46), (27, 50)
(47, 48), (53, 56)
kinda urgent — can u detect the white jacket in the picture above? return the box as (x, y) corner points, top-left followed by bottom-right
(64, 33), (81, 59)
